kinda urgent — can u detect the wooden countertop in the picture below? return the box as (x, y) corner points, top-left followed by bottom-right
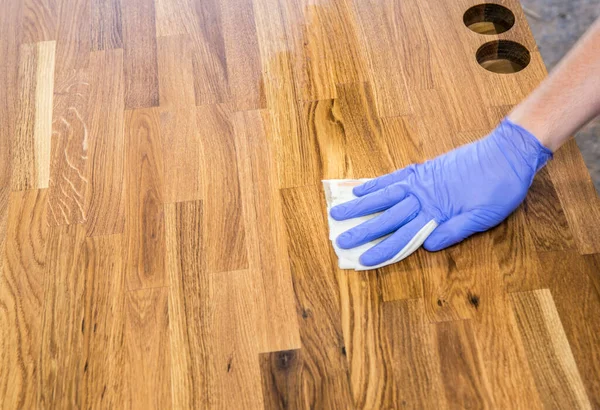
(1, 0), (599, 408)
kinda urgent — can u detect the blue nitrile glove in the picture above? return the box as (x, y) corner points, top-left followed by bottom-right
(329, 119), (553, 267)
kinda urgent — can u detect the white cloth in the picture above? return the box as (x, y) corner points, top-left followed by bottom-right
(323, 179), (438, 271)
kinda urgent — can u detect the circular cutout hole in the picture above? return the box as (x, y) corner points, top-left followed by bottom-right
(464, 4), (515, 35)
(476, 40), (530, 73)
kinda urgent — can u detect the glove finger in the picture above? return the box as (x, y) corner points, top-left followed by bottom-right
(330, 181), (409, 221)
(336, 195), (420, 249)
(359, 212), (430, 267)
(423, 210), (491, 252)
(353, 166), (415, 197)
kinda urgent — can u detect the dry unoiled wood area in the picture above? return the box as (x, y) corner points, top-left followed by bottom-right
(1, 0), (599, 408)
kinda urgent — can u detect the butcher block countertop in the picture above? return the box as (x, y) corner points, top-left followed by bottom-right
(1, 0), (599, 408)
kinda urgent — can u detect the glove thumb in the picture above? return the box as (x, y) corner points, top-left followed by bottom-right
(423, 210), (492, 251)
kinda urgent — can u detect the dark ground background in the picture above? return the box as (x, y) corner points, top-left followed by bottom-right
(521, 0), (600, 192)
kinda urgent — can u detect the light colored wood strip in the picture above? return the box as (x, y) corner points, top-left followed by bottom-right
(48, 69), (90, 226)
(0, 190), (49, 409)
(233, 110), (300, 353)
(123, 288), (172, 408)
(511, 289), (592, 409)
(124, 108), (166, 290)
(157, 35), (195, 110)
(197, 104), (248, 273)
(12, 41), (56, 191)
(159, 108), (202, 203)
(85, 49), (126, 236)
(154, 0), (195, 37)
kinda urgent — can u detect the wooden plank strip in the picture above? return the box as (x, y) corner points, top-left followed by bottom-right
(12, 41), (56, 190)
(22, 0), (59, 43)
(537, 252), (600, 407)
(55, 0), (90, 72)
(191, 0), (229, 105)
(525, 167), (576, 252)
(296, 0), (368, 101)
(124, 108), (166, 290)
(546, 139), (600, 254)
(79, 233), (126, 408)
(209, 269), (265, 409)
(378, 258), (424, 302)
(197, 104), (248, 273)
(39, 224), (87, 408)
(220, 0), (265, 111)
(91, 0), (123, 50)
(123, 288), (172, 408)
(157, 35), (195, 110)
(351, 0), (412, 116)
(121, 0), (160, 109)
(259, 349), (304, 410)
(154, 0), (195, 37)
(280, 185), (353, 408)
(48, 69), (90, 226)
(0, 190), (49, 409)
(511, 289), (592, 409)
(338, 270), (396, 408)
(434, 320), (494, 408)
(85, 49), (126, 236)
(233, 110), (300, 353)
(165, 200), (210, 409)
(335, 82), (395, 178)
(382, 299), (447, 408)
(159, 108), (202, 203)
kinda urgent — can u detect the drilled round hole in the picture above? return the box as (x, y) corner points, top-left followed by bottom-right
(464, 4), (515, 35)
(476, 40), (530, 74)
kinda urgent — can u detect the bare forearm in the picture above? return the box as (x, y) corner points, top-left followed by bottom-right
(509, 17), (600, 152)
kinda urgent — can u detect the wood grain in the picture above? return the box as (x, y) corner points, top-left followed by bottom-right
(159, 108), (202, 203)
(0, 190), (48, 409)
(190, 0), (229, 105)
(511, 289), (592, 409)
(546, 139), (600, 254)
(55, 0), (90, 72)
(123, 287), (172, 408)
(48, 69), (90, 226)
(233, 110), (300, 353)
(221, 0), (265, 110)
(121, 0), (160, 109)
(382, 298), (447, 408)
(91, 0), (123, 50)
(280, 185), (353, 408)
(85, 49), (126, 236)
(537, 252), (600, 407)
(165, 200), (210, 409)
(1, 0), (600, 407)
(157, 35), (195, 110)
(197, 104), (248, 273)
(12, 41), (56, 190)
(23, 0), (58, 43)
(124, 108), (166, 290)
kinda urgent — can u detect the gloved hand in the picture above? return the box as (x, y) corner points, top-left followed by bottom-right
(329, 119), (553, 267)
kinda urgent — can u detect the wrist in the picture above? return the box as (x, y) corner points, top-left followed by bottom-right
(496, 118), (553, 173)
(507, 112), (557, 152)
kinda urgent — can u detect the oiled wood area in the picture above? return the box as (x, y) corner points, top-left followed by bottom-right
(1, 0), (599, 408)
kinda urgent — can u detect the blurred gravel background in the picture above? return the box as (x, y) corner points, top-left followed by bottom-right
(521, 0), (600, 192)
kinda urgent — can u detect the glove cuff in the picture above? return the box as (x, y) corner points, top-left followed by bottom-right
(498, 118), (553, 173)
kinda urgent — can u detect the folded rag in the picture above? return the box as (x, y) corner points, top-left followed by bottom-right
(323, 179), (438, 271)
